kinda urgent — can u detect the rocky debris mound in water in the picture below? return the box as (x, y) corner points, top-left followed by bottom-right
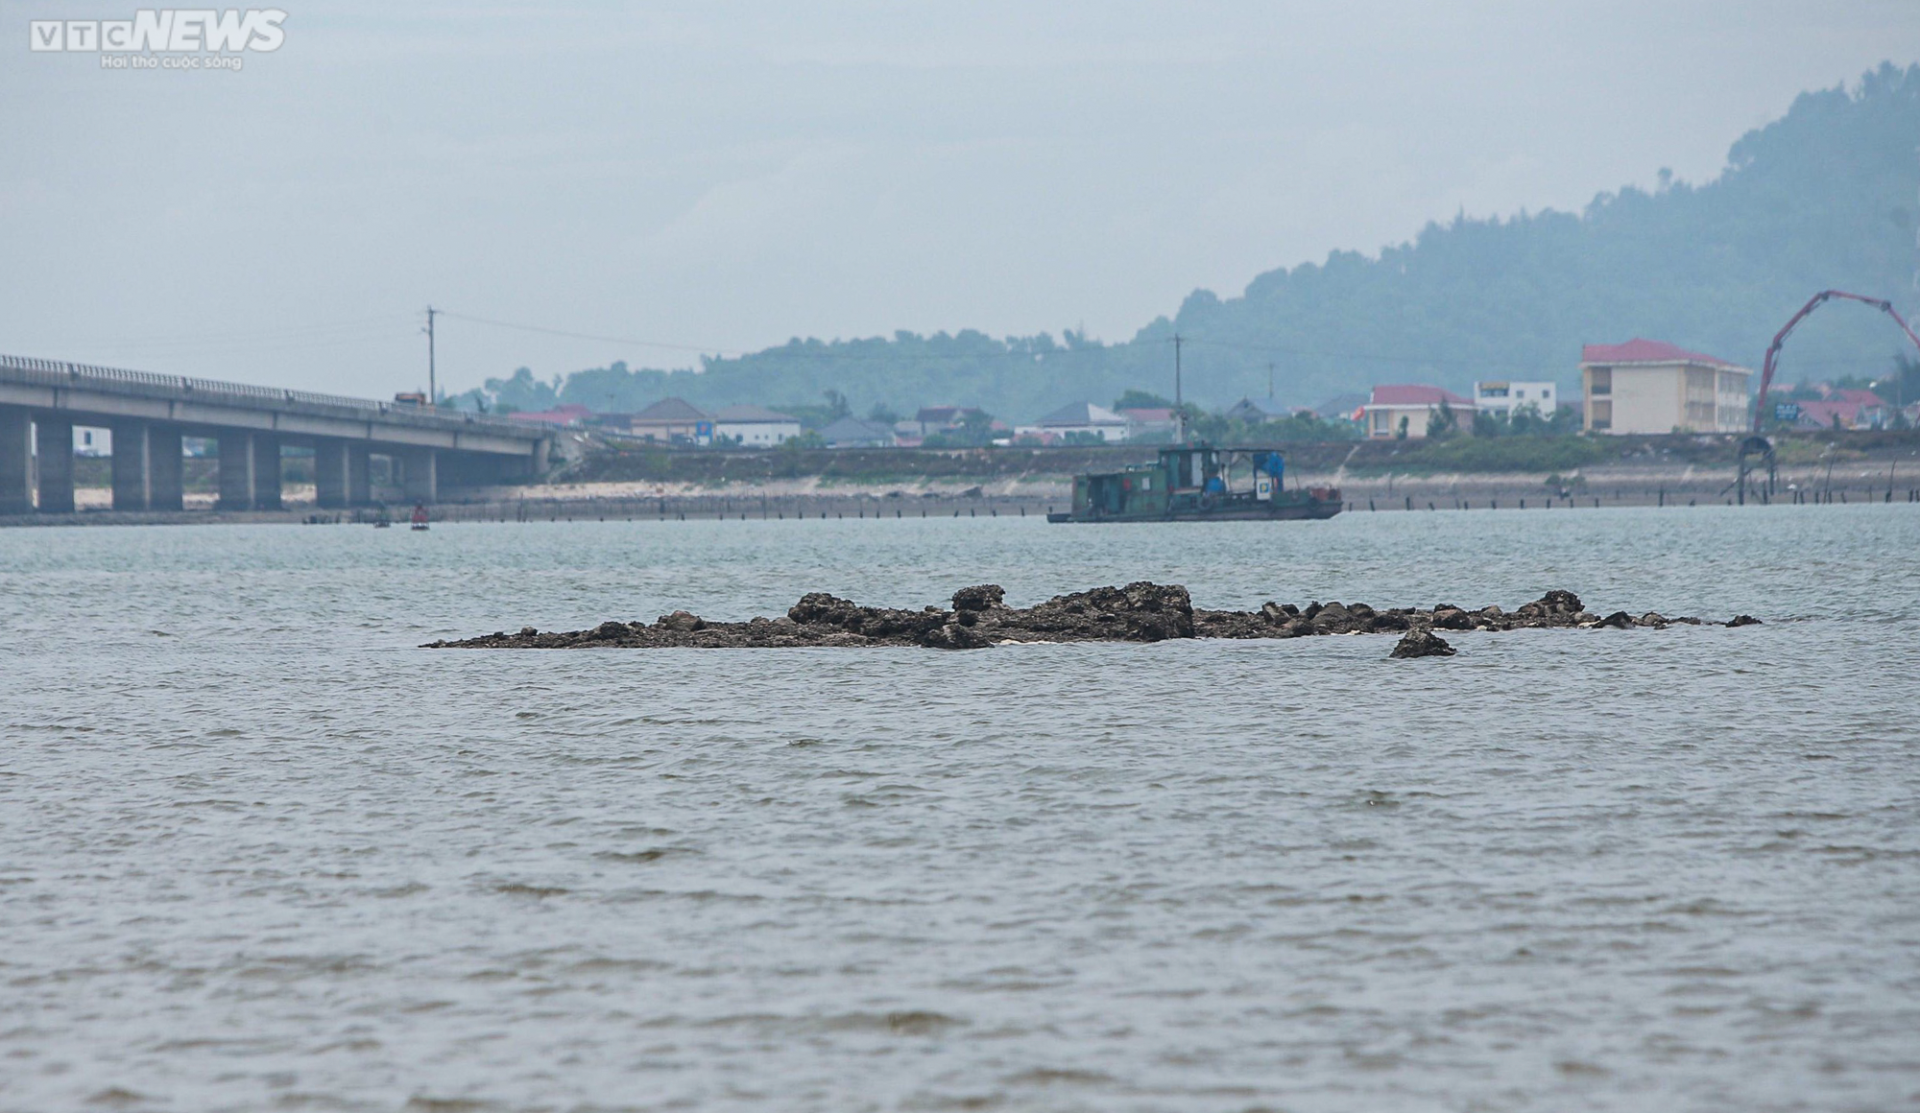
(1389, 629), (1456, 658)
(425, 585), (1750, 650)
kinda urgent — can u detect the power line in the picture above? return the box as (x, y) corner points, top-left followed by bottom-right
(438, 309), (1130, 363)
(439, 310), (730, 355)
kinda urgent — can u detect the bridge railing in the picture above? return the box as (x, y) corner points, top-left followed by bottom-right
(0, 353), (541, 436)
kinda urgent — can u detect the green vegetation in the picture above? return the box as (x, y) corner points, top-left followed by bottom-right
(1350, 435), (1611, 475)
(562, 429), (1920, 486)
(451, 64), (1920, 423)
(1112, 389), (1173, 410)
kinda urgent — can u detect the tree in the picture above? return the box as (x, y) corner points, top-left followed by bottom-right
(1113, 389), (1174, 410)
(484, 367), (558, 413)
(465, 65), (1920, 426)
(866, 402), (902, 425)
(1427, 401), (1459, 439)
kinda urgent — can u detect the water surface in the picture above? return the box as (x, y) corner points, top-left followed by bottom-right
(3, 507), (1917, 1111)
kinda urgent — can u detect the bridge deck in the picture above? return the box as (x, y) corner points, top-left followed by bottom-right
(0, 354), (548, 456)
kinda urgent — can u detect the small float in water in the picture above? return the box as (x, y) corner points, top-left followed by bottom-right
(1049, 445), (1341, 523)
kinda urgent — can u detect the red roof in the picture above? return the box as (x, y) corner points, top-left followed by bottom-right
(1827, 388), (1885, 406)
(1581, 338), (1736, 368)
(1795, 400), (1865, 427)
(1367, 384), (1472, 408)
(508, 409), (587, 427)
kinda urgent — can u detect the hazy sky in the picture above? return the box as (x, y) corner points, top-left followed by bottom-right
(3, 0), (1915, 398)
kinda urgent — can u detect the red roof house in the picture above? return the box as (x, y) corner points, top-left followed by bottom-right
(1361, 384), (1474, 439)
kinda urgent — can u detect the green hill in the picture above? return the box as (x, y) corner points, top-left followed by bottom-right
(472, 62), (1920, 423)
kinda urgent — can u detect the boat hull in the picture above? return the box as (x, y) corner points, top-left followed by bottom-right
(1048, 497), (1342, 524)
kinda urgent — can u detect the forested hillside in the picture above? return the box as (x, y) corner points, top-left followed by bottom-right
(467, 63), (1920, 422)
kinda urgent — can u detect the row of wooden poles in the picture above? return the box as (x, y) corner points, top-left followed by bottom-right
(296, 484), (1920, 526)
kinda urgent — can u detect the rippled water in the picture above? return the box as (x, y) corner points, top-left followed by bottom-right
(3, 506), (1918, 1112)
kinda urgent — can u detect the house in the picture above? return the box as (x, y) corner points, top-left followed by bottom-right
(914, 406), (988, 437)
(1784, 390), (1890, 430)
(1030, 401), (1130, 443)
(508, 403), (593, 428)
(818, 416), (896, 448)
(712, 404), (802, 447)
(1312, 393), (1367, 421)
(1119, 407), (1178, 441)
(624, 398), (713, 444)
(1225, 397), (1293, 424)
(74, 426), (110, 456)
(1580, 339), (1752, 434)
(1473, 380), (1557, 417)
(1361, 385), (1474, 439)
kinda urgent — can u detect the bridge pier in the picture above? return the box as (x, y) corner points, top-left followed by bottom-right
(149, 426), (183, 511)
(109, 421), (183, 511)
(110, 420), (153, 510)
(217, 431), (282, 511)
(36, 416), (74, 513)
(401, 447), (437, 503)
(0, 406), (30, 515)
(314, 441), (371, 508)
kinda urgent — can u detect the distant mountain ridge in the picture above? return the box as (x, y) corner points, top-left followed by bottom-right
(471, 62), (1920, 422)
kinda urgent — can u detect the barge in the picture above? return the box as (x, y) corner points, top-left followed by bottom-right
(1048, 445), (1342, 523)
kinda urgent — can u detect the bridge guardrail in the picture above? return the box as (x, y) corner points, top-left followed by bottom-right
(0, 353), (542, 437)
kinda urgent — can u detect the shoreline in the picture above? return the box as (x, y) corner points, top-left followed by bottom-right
(8, 438), (1918, 526)
(5, 472), (1915, 527)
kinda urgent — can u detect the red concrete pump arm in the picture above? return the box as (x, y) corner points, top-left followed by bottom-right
(1753, 290), (1920, 432)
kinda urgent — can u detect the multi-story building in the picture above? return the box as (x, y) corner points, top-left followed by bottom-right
(1472, 380), (1557, 417)
(1580, 339), (1751, 434)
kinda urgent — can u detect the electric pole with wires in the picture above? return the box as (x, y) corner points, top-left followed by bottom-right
(1173, 333), (1184, 444)
(423, 305), (439, 405)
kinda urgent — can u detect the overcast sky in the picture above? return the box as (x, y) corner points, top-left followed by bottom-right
(2, 0), (1915, 398)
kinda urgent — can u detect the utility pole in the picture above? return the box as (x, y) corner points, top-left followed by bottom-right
(1174, 333), (1184, 444)
(1268, 362), (1275, 400)
(424, 305), (439, 405)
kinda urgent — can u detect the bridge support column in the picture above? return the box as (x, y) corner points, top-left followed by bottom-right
(217, 431), (282, 510)
(347, 444), (370, 506)
(148, 426), (183, 511)
(402, 447), (437, 504)
(253, 435), (281, 509)
(35, 416), (74, 513)
(0, 406), (31, 515)
(315, 441), (345, 508)
(315, 441), (372, 508)
(111, 420), (151, 511)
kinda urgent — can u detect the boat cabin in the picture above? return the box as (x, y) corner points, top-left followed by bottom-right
(1070, 446), (1308, 521)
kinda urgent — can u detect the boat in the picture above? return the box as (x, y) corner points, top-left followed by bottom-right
(1047, 445), (1341, 523)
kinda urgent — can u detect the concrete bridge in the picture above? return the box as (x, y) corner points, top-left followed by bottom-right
(0, 354), (554, 514)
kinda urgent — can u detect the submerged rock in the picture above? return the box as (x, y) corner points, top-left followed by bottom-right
(1389, 629), (1456, 658)
(424, 584), (1744, 650)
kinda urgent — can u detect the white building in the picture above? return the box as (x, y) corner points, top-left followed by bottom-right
(712, 405), (802, 447)
(1024, 401), (1130, 443)
(1473, 380), (1557, 417)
